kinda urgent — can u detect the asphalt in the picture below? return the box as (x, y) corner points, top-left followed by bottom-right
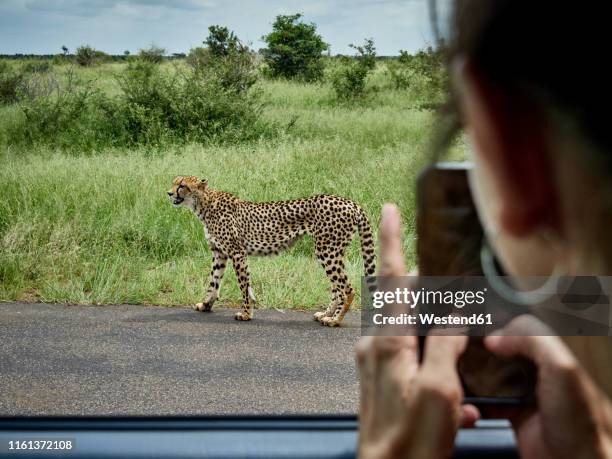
(0, 303), (361, 416)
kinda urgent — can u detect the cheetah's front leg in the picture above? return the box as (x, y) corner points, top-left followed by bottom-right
(231, 253), (254, 321)
(195, 249), (228, 312)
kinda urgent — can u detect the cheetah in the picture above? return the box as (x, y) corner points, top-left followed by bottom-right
(167, 176), (376, 326)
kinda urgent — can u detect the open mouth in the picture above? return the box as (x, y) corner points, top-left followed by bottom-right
(173, 197), (184, 205)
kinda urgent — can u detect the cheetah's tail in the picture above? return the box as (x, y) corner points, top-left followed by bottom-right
(356, 205), (377, 294)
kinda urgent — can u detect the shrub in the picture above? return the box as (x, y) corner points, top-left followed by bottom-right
(330, 38), (377, 101)
(114, 60), (175, 144)
(17, 70), (59, 102)
(0, 60), (60, 105)
(350, 38), (376, 71)
(0, 61), (23, 104)
(75, 45), (108, 66)
(116, 59), (265, 145)
(186, 46), (210, 70)
(210, 48), (257, 94)
(330, 58), (369, 101)
(386, 47), (448, 107)
(75, 46), (95, 66)
(173, 68), (265, 142)
(261, 13), (328, 82)
(10, 68), (122, 150)
(386, 51), (412, 90)
(52, 55), (70, 66)
(187, 26), (257, 94)
(138, 44), (166, 64)
(21, 60), (53, 74)
(6, 57), (270, 150)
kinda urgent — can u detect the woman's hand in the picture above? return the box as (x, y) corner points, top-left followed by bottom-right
(485, 317), (612, 459)
(357, 204), (479, 459)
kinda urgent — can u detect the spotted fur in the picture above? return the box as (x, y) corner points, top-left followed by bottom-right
(168, 175), (376, 326)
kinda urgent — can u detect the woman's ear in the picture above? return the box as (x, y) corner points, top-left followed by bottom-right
(454, 58), (561, 238)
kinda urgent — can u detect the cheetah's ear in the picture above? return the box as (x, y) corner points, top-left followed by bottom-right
(198, 178), (208, 190)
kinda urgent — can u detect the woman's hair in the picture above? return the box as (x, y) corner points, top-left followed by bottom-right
(437, 0), (609, 165)
(438, 2), (612, 394)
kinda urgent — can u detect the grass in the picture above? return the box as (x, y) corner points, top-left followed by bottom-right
(0, 60), (464, 309)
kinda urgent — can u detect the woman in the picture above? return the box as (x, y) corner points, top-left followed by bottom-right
(358, 1), (612, 458)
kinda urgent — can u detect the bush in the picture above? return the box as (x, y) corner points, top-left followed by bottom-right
(350, 38), (376, 71)
(0, 60), (60, 105)
(75, 45), (108, 66)
(52, 55), (70, 66)
(187, 26), (257, 94)
(6, 58), (270, 150)
(11, 70), (120, 150)
(21, 60), (53, 74)
(330, 58), (369, 101)
(330, 38), (377, 101)
(261, 13), (328, 82)
(0, 61), (23, 104)
(138, 44), (166, 64)
(186, 46), (210, 70)
(386, 47), (448, 107)
(116, 59), (264, 145)
(75, 46), (95, 66)
(17, 70), (59, 102)
(114, 60), (175, 144)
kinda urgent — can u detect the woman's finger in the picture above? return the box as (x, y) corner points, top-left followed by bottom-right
(379, 203), (405, 277)
(421, 335), (468, 380)
(357, 335), (420, 413)
(460, 403), (481, 428)
(484, 315), (575, 369)
(356, 336), (376, 416)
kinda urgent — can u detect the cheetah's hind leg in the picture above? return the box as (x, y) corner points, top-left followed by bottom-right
(320, 290), (355, 327)
(314, 237), (353, 327)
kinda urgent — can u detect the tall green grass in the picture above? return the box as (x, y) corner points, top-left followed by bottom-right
(0, 60), (464, 309)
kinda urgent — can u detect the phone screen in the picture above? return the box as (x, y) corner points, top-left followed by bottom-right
(416, 162), (535, 407)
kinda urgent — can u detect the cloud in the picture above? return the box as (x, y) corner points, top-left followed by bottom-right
(24, 0), (212, 17)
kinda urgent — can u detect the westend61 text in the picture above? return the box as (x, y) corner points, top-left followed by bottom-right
(372, 313), (493, 326)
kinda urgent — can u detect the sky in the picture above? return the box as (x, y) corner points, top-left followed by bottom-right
(0, 0), (442, 56)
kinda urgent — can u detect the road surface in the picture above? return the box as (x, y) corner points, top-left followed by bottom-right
(0, 303), (361, 415)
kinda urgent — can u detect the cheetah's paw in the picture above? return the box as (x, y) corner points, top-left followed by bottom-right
(313, 311), (326, 322)
(234, 311), (252, 321)
(195, 302), (213, 312)
(320, 317), (341, 327)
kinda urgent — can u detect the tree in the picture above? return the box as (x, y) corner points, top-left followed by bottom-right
(61, 45), (69, 56)
(205, 25), (243, 57)
(261, 13), (328, 81)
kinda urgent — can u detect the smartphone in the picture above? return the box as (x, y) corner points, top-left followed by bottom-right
(416, 162), (535, 408)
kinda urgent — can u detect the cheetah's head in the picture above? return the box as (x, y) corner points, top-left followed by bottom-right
(167, 176), (207, 209)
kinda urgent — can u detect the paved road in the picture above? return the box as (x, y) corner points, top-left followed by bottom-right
(0, 303), (361, 416)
